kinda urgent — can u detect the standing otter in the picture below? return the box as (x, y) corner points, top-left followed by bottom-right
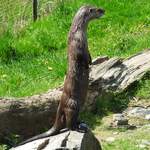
(18, 5), (105, 145)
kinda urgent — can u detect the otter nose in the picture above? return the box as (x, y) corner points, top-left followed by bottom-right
(97, 8), (105, 14)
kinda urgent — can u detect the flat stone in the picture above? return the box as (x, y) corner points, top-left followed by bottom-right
(141, 140), (150, 146)
(105, 137), (115, 143)
(139, 144), (147, 149)
(111, 114), (129, 127)
(145, 114), (150, 120)
(115, 119), (128, 126)
(127, 107), (150, 118)
(11, 130), (102, 150)
(113, 132), (119, 135)
(113, 113), (125, 121)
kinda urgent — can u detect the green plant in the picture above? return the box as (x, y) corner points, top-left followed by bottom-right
(0, 144), (9, 150)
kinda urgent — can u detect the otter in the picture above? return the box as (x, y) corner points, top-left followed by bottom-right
(18, 5), (105, 146)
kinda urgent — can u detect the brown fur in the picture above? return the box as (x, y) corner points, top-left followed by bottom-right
(18, 5), (104, 146)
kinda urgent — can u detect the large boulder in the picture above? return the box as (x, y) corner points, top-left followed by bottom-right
(11, 130), (102, 150)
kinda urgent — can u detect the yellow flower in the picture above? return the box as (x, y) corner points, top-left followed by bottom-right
(48, 67), (53, 71)
(1, 74), (7, 78)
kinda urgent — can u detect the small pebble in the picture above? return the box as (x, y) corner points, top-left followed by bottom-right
(139, 144), (147, 149)
(145, 114), (150, 120)
(141, 140), (150, 146)
(113, 132), (118, 135)
(105, 137), (115, 143)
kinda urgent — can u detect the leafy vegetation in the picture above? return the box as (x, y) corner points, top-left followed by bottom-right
(0, 145), (8, 150)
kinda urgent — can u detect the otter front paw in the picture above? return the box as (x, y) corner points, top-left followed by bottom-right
(77, 122), (89, 133)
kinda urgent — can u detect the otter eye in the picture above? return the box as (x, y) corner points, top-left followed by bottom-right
(89, 8), (94, 13)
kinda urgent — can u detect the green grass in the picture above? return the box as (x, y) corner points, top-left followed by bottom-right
(91, 114), (150, 150)
(136, 72), (150, 99)
(0, 51), (67, 97)
(102, 126), (150, 150)
(0, 0), (150, 97)
(79, 113), (150, 150)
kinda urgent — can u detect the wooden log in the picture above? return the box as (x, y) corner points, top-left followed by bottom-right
(0, 49), (150, 142)
(90, 49), (150, 92)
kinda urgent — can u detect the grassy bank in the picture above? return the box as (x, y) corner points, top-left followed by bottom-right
(0, 0), (150, 98)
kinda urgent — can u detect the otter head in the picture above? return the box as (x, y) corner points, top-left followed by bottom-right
(78, 5), (105, 22)
(71, 5), (105, 33)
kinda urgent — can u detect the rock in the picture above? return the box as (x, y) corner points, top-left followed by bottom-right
(145, 114), (150, 120)
(139, 144), (147, 149)
(137, 140), (150, 149)
(111, 114), (128, 127)
(10, 130), (102, 150)
(113, 114), (126, 121)
(143, 124), (150, 128)
(105, 137), (115, 143)
(113, 132), (119, 135)
(141, 140), (150, 146)
(113, 114), (123, 121)
(126, 107), (150, 118)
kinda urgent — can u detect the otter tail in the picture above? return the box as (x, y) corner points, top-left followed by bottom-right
(17, 127), (59, 146)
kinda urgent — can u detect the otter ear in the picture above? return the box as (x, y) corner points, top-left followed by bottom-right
(89, 8), (94, 13)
